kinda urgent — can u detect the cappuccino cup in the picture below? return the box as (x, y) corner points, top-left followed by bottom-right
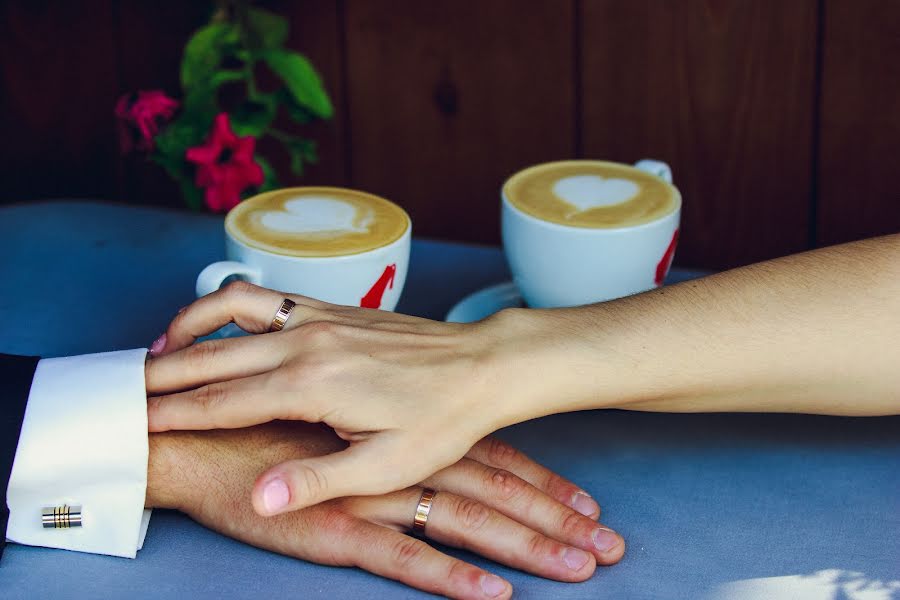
(197, 187), (411, 311)
(502, 159), (681, 308)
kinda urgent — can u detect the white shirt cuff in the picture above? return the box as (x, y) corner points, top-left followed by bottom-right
(6, 349), (151, 558)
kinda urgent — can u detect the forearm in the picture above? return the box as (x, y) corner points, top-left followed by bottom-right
(500, 234), (900, 422)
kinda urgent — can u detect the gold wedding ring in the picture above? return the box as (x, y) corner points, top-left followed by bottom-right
(269, 298), (296, 332)
(412, 488), (437, 535)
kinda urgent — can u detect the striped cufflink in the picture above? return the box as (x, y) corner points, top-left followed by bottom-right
(42, 505), (82, 529)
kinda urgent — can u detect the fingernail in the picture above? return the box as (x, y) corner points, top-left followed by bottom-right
(262, 478), (290, 513)
(177, 306), (187, 314)
(563, 547), (590, 571)
(570, 491), (600, 517)
(479, 574), (508, 597)
(149, 333), (167, 355)
(592, 527), (621, 553)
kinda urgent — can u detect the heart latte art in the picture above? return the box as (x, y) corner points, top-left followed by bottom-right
(504, 161), (679, 228)
(227, 187), (409, 257)
(259, 197), (375, 235)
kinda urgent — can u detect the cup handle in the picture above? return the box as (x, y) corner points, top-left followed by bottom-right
(634, 159), (673, 184)
(195, 261), (262, 298)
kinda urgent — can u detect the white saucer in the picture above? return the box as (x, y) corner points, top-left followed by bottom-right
(445, 269), (708, 323)
(445, 281), (524, 323)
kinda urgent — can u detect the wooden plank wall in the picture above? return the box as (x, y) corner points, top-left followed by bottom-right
(345, 0), (576, 246)
(581, 0), (817, 268)
(1, 0), (897, 270)
(0, 1), (121, 202)
(817, 0), (900, 247)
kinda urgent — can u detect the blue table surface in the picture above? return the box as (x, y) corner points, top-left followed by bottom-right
(1, 201), (898, 599)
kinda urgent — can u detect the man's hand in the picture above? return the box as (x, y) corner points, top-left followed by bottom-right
(147, 422), (625, 600)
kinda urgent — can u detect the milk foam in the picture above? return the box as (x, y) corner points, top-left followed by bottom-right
(227, 187), (409, 258)
(552, 175), (640, 215)
(259, 196), (373, 236)
(503, 160), (679, 229)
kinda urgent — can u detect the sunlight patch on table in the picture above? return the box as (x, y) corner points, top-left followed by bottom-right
(706, 569), (900, 600)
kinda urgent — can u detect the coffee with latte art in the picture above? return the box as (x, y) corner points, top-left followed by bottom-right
(227, 187), (410, 257)
(503, 160), (679, 228)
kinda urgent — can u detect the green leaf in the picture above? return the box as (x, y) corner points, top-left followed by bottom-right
(230, 97), (276, 137)
(301, 140), (318, 163)
(211, 69), (246, 84)
(288, 146), (304, 176)
(245, 7), (289, 49)
(281, 138), (317, 176)
(260, 49), (333, 119)
(275, 87), (313, 125)
(153, 118), (204, 163)
(150, 115), (215, 210)
(181, 23), (240, 90)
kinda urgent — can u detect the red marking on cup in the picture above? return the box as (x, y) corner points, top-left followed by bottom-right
(360, 264), (397, 309)
(655, 229), (679, 286)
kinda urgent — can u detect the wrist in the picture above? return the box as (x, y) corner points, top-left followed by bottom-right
(483, 297), (681, 425)
(145, 432), (194, 510)
(479, 306), (622, 426)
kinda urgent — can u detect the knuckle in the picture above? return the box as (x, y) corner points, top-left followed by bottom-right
(526, 532), (555, 558)
(486, 437), (519, 468)
(543, 472), (569, 498)
(300, 320), (340, 343)
(190, 382), (227, 413)
(308, 510), (359, 566)
(184, 340), (222, 371)
(314, 509), (355, 537)
(559, 510), (589, 537)
(168, 306), (190, 332)
(291, 464), (329, 500)
(486, 468), (526, 502)
(222, 279), (256, 298)
(446, 560), (477, 587)
(221, 281), (259, 314)
(290, 355), (338, 389)
(452, 497), (491, 532)
(389, 538), (428, 571)
(271, 358), (306, 384)
(329, 496), (360, 515)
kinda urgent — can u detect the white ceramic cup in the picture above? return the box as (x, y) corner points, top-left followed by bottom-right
(501, 159), (681, 308)
(196, 197), (411, 311)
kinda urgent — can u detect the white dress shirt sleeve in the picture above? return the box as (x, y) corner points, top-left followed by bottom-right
(5, 349), (151, 558)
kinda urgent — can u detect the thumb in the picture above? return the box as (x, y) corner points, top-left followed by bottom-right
(251, 441), (409, 516)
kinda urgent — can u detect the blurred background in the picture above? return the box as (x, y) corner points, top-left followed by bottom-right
(1, 0), (897, 270)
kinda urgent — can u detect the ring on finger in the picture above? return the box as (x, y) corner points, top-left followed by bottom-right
(412, 488), (437, 536)
(269, 298), (296, 332)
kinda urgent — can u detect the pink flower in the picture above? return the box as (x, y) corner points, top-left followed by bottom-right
(185, 113), (264, 212)
(115, 90), (179, 152)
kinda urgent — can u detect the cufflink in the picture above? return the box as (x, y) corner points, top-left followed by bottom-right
(42, 505), (82, 529)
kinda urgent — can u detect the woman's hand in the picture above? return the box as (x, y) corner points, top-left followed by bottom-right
(146, 282), (579, 516)
(147, 236), (900, 518)
(148, 422), (625, 600)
